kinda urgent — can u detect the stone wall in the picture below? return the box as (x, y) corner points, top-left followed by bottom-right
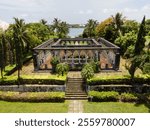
(0, 85), (65, 92)
(88, 84), (150, 93)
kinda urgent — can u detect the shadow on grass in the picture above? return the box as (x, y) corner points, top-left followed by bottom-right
(134, 96), (150, 113)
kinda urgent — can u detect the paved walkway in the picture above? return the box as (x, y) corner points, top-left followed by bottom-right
(68, 100), (83, 113)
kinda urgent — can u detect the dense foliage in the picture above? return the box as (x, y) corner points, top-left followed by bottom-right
(56, 63), (69, 76)
(89, 91), (119, 102)
(0, 91), (65, 102)
(81, 63), (94, 80)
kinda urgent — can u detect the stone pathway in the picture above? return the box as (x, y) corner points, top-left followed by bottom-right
(68, 100), (83, 113)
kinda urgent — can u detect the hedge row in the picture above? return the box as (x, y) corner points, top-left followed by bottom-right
(0, 91), (65, 102)
(89, 91), (119, 102)
(88, 91), (150, 102)
(88, 77), (150, 85)
(0, 78), (65, 85)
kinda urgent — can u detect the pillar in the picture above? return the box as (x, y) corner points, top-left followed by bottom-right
(33, 51), (39, 71)
(114, 50), (120, 70)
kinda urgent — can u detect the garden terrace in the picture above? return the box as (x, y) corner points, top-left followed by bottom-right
(33, 38), (120, 71)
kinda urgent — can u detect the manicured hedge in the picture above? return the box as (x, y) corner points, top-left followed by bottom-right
(88, 77), (150, 85)
(120, 93), (139, 102)
(88, 91), (150, 103)
(89, 91), (119, 102)
(0, 78), (65, 85)
(0, 91), (65, 102)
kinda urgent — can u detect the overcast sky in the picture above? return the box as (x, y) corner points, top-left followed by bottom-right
(0, 0), (150, 24)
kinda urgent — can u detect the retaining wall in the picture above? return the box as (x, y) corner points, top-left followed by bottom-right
(88, 84), (150, 93)
(0, 85), (65, 92)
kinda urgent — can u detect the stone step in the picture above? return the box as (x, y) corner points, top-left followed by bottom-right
(66, 93), (87, 96)
(66, 92), (86, 94)
(66, 90), (84, 93)
(65, 97), (88, 100)
(66, 95), (87, 98)
(67, 79), (84, 81)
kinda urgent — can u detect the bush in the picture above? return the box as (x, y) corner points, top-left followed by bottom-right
(120, 93), (139, 102)
(0, 78), (65, 85)
(89, 61), (100, 73)
(56, 63), (69, 76)
(87, 77), (150, 85)
(51, 56), (60, 73)
(0, 91), (65, 102)
(81, 63), (94, 80)
(89, 91), (119, 102)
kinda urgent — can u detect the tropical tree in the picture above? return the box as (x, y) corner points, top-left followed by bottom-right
(57, 21), (69, 38)
(112, 12), (125, 36)
(122, 20), (139, 34)
(115, 31), (137, 56)
(51, 18), (69, 38)
(0, 34), (4, 79)
(96, 17), (117, 42)
(13, 18), (25, 80)
(40, 19), (47, 25)
(83, 19), (98, 38)
(126, 16), (146, 79)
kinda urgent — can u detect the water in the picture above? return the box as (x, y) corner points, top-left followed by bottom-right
(69, 28), (84, 38)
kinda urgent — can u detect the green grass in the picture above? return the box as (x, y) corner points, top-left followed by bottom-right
(84, 101), (150, 113)
(0, 101), (68, 113)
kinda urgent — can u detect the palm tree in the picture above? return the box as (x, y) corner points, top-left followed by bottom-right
(0, 35), (4, 79)
(13, 18), (30, 54)
(112, 12), (125, 36)
(40, 19), (47, 25)
(51, 18), (61, 33)
(13, 18), (28, 81)
(51, 18), (69, 38)
(83, 19), (98, 37)
(57, 21), (69, 38)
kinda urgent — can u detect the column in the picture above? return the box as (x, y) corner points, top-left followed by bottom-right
(65, 50), (67, 61)
(78, 50), (81, 64)
(114, 50), (120, 70)
(33, 51), (39, 71)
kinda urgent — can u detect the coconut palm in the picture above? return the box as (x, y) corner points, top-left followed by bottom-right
(40, 19), (47, 25)
(57, 21), (69, 38)
(13, 18), (30, 54)
(51, 18), (61, 33)
(13, 18), (30, 80)
(112, 12), (125, 36)
(83, 19), (98, 37)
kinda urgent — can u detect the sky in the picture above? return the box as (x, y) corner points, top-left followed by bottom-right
(0, 0), (150, 24)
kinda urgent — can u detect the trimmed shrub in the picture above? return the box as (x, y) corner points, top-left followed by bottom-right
(120, 93), (139, 102)
(0, 91), (65, 102)
(81, 63), (94, 80)
(89, 91), (119, 102)
(0, 78), (65, 85)
(89, 61), (100, 73)
(51, 56), (60, 73)
(56, 63), (69, 76)
(88, 77), (150, 85)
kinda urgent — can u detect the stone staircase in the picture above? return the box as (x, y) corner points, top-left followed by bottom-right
(65, 72), (88, 100)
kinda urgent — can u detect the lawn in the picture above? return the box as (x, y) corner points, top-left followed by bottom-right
(83, 101), (150, 113)
(0, 101), (68, 113)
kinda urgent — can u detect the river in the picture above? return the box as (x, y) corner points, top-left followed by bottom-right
(69, 28), (84, 38)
